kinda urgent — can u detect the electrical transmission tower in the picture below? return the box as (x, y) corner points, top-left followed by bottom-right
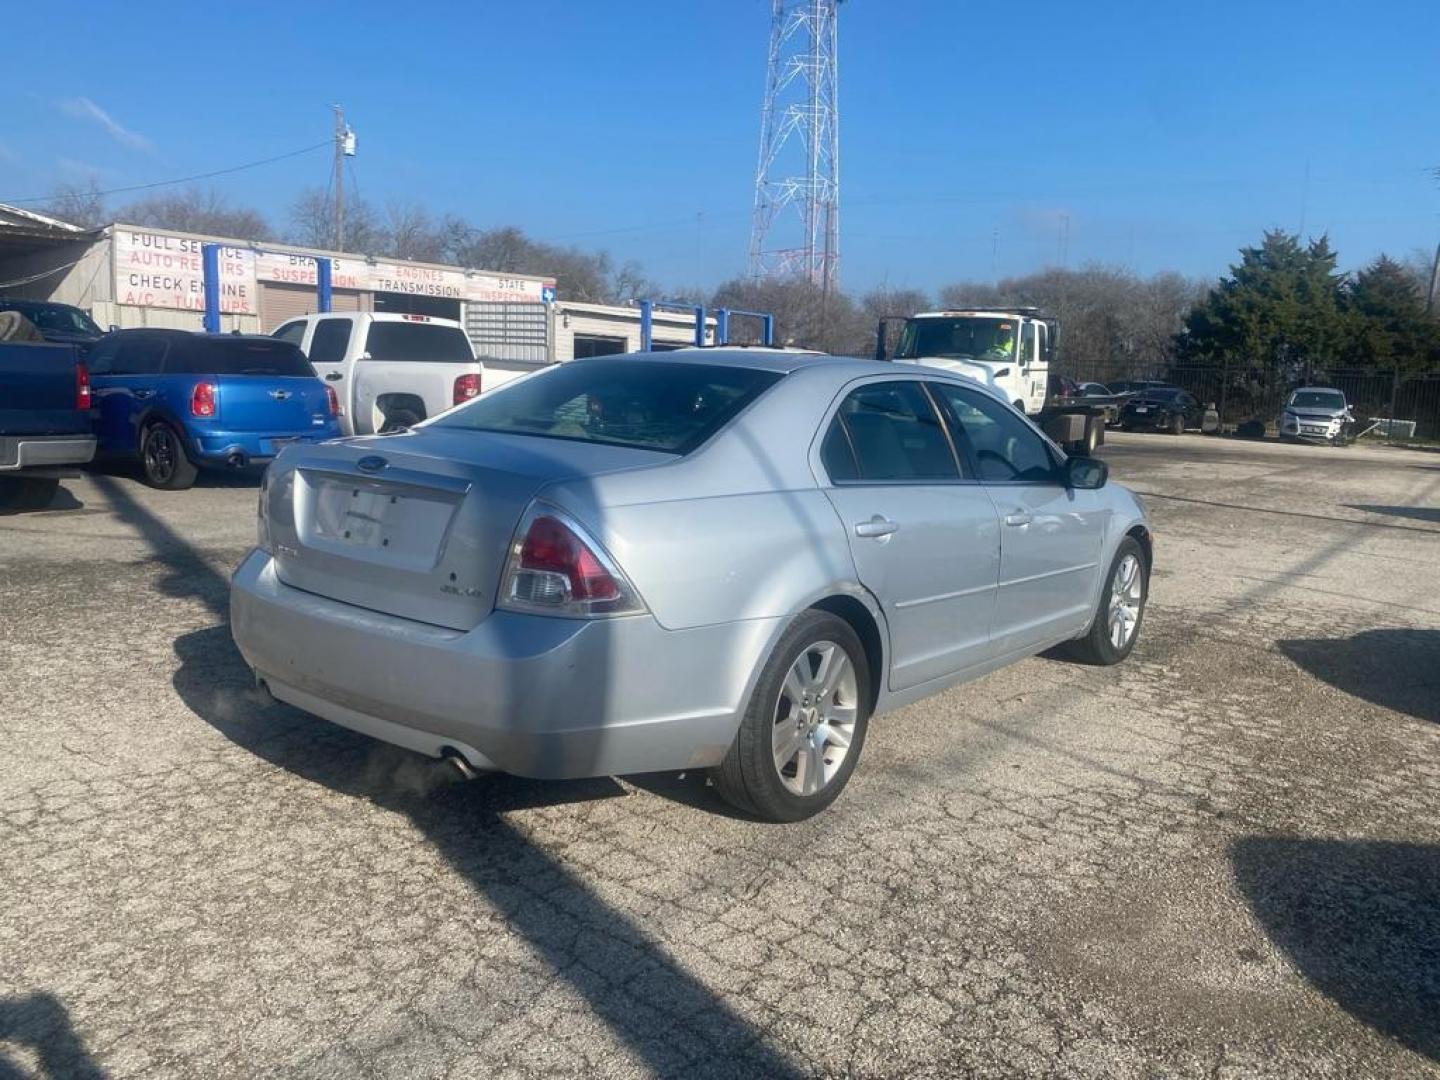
(747, 0), (841, 291)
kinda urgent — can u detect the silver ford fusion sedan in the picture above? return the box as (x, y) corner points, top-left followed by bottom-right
(231, 350), (1152, 821)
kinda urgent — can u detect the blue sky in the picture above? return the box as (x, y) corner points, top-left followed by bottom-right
(2, 1), (1437, 294)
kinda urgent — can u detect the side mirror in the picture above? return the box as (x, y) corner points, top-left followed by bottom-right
(1066, 456), (1108, 490)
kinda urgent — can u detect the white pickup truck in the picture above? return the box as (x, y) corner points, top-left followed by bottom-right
(273, 312), (484, 435)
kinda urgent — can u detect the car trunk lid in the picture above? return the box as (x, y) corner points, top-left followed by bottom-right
(266, 430), (669, 630)
(217, 376), (332, 433)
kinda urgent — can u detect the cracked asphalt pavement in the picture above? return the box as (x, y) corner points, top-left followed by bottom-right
(2, 434), (1438, 1078)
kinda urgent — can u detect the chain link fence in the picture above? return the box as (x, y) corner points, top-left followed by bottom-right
(1065, 361), (1440, 441)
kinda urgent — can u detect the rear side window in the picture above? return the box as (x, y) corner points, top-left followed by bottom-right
(165, 339), (315, 377)
(112, 337), (167, 375)
(363, 321), (474, 363)
(831, 382), (959, 481)
(309, 318), (352, 364)
(820, 419), (858, 482)
(272, 321), (306, 346)
(86, 338), (120, 375)
(434, 358), (781, 454)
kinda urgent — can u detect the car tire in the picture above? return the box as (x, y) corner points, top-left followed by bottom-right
(1065, 536), (1148, 666)
(0, 477), (59, 513)
(713, 609), (871, 822)
(140, 422), (199, 490)
(1168, 413), (1185, 435)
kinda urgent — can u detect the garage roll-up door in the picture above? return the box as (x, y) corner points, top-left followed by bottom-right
(258, 283), (363, 331)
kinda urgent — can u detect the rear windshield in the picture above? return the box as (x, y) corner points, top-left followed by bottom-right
(1, 302), (100, 335)
(433, 358), (783, 454)
(363, 321), (474, 363)
(166, 338), (315, 377)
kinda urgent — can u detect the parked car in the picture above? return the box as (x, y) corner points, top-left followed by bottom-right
(1279, 387), (1352, 444)
(0, 333), (95, 511)
(1109, 379), (1169, 399)
(87, 330), (341, 489)
(1119, 386), (1204, 434)
(231, 352), (1153, 822)
(1074, 381), (1121, 426)
(272, 312), (484, 436)
(0, 298), (103, 351)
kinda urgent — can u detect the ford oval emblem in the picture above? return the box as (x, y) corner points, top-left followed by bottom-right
(356, 455), (388, 474)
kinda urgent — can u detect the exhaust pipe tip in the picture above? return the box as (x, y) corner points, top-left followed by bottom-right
(441, 749), (480, 781)
(226, 451), (248, 469)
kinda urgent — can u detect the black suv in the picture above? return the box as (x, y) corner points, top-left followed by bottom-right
(0, 298), (103, 350)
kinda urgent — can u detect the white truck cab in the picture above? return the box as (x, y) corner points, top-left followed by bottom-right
(273, 312), (483, 435)
(886, 309), (1053, 415)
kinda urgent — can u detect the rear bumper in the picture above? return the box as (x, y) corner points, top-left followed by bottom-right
(1121, 412), (1170, 429)
(229, 549), (780, 778)
(0, 434), (96, 472)
(191, 428), (339, 467)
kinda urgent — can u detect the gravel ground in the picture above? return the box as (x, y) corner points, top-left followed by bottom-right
(2, 434), (1437, 1079)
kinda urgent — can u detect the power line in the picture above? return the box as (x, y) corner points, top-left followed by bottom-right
(2, 141), (331, 206)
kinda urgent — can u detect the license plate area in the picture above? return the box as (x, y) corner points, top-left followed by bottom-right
(300, 472), (461, 572)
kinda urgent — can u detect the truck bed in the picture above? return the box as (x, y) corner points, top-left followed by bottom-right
(0, 341), (90, 437)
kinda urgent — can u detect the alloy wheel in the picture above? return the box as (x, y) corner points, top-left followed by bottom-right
(772, 641), (858, 797)
(145, 428), (176, 484)
(1108, 554), (1143, 649)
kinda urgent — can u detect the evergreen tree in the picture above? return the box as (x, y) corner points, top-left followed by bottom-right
(1342, 255), (1440, 372)
(1176, 230), (1349, 381)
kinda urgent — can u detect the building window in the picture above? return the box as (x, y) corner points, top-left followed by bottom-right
(572, 335), (627, 359)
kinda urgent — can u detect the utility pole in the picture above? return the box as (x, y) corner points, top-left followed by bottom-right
(1427, 237), (1440, 314)
(331, 105), (356, 251)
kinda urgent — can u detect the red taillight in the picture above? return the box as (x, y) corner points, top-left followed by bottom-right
(499, 506), (643, 618)
(520, 516), (620, 602)
(191, 381), (216, 418)
(75, 362), (91, 411)
(324, 384), (339, 416)
(453, 373), (481, 405)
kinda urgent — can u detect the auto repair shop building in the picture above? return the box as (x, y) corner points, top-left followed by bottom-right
(0, 209), (712, 365)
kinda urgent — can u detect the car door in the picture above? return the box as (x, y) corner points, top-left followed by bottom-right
(303, 317), (354, 424)
(93, 335), (168, 454)
(931, 381), (1108, 656)
(818, 379), (1001, 691)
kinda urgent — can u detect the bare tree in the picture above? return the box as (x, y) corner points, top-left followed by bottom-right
(384, 200), (445, 262)
(940, 265), (1204, 381)
(119, 187), (270, 240)
(38, 181), (108, 229)
(287, 186), (385, 254)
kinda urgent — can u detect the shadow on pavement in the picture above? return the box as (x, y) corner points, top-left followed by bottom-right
(1231, 837), (1440, 1062)
(1277, 629), (1439, 724)
(1343, 503), (1440, 525)
(0, 993), (105, 1080)
(94, 471), (803, 1078)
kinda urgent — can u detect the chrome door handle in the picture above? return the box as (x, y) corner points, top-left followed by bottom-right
(854, 515), (899, 539)
(1004, 510), (1033, 527)
(133, 389), (155, 399)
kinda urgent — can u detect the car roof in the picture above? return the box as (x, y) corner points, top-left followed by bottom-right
(610, 348), (1020, 385)
(1292, 386), (1342, 393)
(99, 329), (290, 345)
(0, 297), (81, 310)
